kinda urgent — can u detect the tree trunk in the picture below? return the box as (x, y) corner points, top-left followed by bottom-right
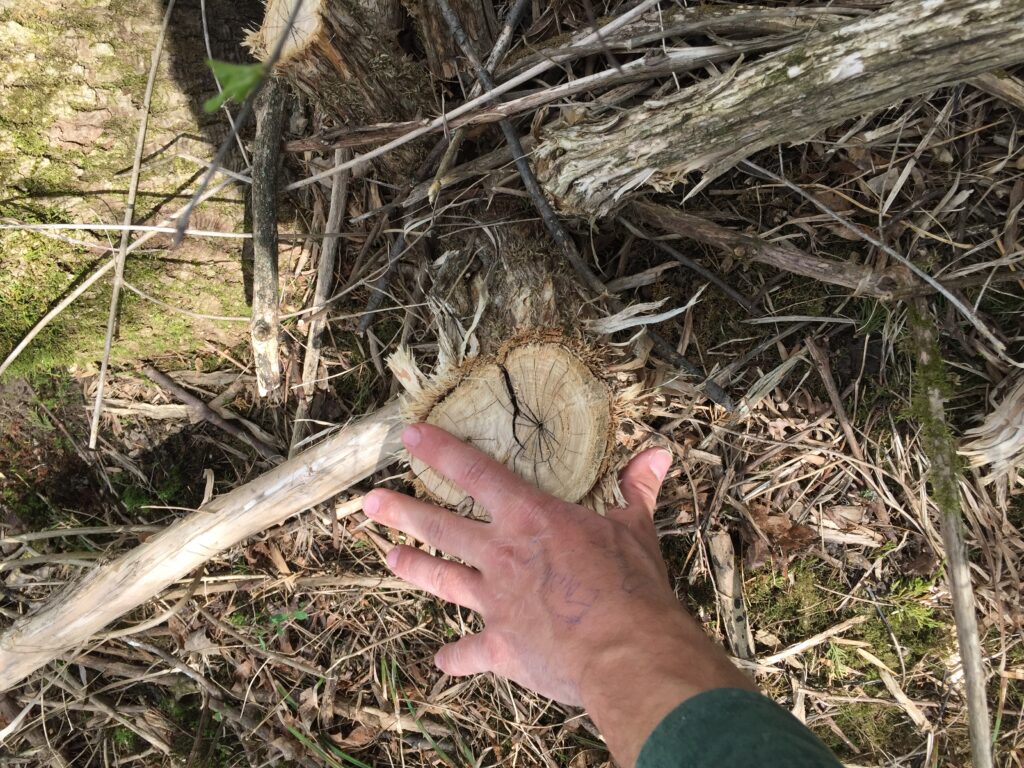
(536, 0), (1024, 216)
(403, 0), (497, 80)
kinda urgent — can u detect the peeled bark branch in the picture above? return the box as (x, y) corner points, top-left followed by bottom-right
(0, 402), (403, 691)
(537, 0), (1024, 216)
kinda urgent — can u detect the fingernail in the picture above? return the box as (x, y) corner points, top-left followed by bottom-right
(386, 546), (401, 569)
(649, 449), (673, 480)
(403, 425), (423, 448)
(362, 493), (380, 518)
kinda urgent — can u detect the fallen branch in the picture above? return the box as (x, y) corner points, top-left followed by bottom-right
(537, 0), (1024, 215)
(0, 401), (403, 691)
(249, 77), (287, 397)
(631, 200), (915, 299)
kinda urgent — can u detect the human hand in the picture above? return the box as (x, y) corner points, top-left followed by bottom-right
(363, 423), (752, 765)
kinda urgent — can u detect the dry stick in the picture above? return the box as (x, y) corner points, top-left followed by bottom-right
(708, 530), (754, 661)
(0, 223), (249, 238)
(250, 77), (288, 398)
(630, 200), (914, 300)
(805, 338), (865, 463)
(142, 365), (279, 461)
(0, 401), (403, 690)
(0, 177), (239, 379)
(909, 303), (993, 768)
(284, 0), (663, 193)
(760, 615), (869, 667)
(618, 218), (760, 313)
(87, 0), (177, 450)
(291, 148), (350, 456)
(433, 0), (731, 408)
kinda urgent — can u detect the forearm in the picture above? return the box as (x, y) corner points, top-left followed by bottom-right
(580, 610), (754, 767)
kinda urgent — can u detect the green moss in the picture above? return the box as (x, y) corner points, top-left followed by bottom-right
(111, 726), (138, 752)
(746, 561), (838, 643)
(0, 486), (53, 529)
(822, 702), (918, 759)
(853, 577), (952, 673)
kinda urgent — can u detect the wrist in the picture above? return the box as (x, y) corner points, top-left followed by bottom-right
(578, 611), (753, 767)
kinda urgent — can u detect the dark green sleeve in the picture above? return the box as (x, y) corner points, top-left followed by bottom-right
(637, 688), (842, 768)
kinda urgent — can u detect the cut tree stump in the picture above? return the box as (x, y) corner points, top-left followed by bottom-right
(536, 0), (1024, 216)
(406, 339), (616, 516)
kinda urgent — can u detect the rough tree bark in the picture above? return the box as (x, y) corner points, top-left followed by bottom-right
(250, 77), (287, 397)
(536, 0), (1024, 216)
(402, 0), (497, 80)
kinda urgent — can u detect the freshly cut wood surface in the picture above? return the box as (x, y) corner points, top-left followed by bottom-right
(413, 343), (613, 513)
(0, 402), (403, 691)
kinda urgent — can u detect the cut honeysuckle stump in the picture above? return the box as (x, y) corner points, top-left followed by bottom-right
(390, 330), (649, 517)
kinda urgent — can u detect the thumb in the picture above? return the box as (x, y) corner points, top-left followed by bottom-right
(618, 447), (673, 520)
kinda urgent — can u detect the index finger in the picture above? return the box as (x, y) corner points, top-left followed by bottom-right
(404, 423), (548, 517)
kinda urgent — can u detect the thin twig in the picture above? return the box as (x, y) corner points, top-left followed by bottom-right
(143, 365), (280, 461)
(0, 223), (250, 238)
(619, 218), (760, 314)
(291, 149), (350, 456)
(806, 337), (865, 463)
(87, 0), (177, 450)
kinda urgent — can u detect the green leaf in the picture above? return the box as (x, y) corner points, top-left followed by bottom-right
(203, 59), (265, 113)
